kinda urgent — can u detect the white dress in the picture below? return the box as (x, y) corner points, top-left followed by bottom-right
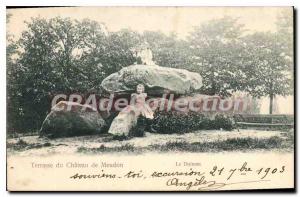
(130, 93), (154, 119)
(107, 92), (154, 136)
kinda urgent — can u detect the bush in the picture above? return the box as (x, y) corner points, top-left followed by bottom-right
(213, 114), (236, 130)
(130, 111), (235, 135)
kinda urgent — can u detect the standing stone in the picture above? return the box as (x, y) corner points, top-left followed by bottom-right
(107, 107), (139, 136)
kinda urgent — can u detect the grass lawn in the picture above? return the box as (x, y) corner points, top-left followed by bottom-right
(7, 129), (294, 156)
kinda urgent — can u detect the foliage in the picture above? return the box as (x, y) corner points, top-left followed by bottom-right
(188, 17), (247, 96)
(6, 12), (294, 133)
(241, 32), (293, 113)
(276, 9), (293, 58)
(7, 14), (23, 133)
(240, 10), (293, 113)
(241, 32), (293, 98)
(142, 31), (190, 69)
(131, 111), (235, 134)
(7, 17), (141, 132)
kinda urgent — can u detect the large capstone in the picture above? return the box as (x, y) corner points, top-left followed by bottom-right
(101, 65), (202, 95)
(39, 101), (106, 138)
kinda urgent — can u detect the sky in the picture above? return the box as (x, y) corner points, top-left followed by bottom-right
(7, 6), (293, 40)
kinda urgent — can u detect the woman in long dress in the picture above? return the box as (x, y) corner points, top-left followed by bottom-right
(107, 84), (154, 136)
(130, 84), (154, 119)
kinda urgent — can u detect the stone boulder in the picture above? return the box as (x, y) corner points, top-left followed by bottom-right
(101, 65), (202, 95)
(107, 97), (171, 137)
(39, 101), (106, 138)
(107, 106), (139, 136)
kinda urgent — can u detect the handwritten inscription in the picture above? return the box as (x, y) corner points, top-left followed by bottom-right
(68, 162), (286, 191)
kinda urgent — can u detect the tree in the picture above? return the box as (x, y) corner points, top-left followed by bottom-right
(11, 17), (110, 132)
(242, 32), (293, 114)
(142, 31), (190, 69)
(7, 13), (24, 133)
(188, 17), (246, 96)
(104, 29), (142, 74)
(8, 17), (142, 132)
(276, 9), (293, 58)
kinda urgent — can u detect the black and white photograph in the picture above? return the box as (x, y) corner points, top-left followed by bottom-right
(6, 6), (294, 191)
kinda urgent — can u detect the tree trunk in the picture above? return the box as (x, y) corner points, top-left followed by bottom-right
(269, 93), (273, 115)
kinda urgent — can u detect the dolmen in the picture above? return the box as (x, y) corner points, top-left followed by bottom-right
(101, 64), (203, 137)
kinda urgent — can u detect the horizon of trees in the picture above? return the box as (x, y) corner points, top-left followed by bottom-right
(7, 11), (293, 133)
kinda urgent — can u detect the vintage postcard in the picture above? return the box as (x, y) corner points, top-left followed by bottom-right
(6, 6), (294, 191)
